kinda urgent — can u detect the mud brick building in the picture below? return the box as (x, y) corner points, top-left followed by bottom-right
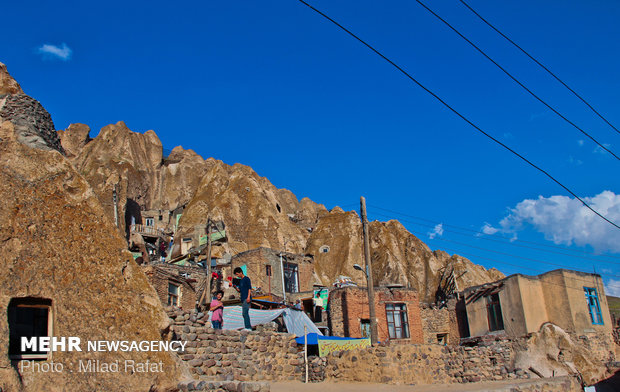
(231, 247), (314, 298)
(464, 269), (612, 340)
(328, 286), (424, 343)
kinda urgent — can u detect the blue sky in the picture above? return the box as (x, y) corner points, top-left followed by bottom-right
(2, 0), (619, 293)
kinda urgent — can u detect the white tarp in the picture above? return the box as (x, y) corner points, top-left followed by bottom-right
(218, 306), (322, 337)
(282, 308), (322, 336)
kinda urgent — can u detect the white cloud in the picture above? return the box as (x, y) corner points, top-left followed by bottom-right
(568, 156), (583, 165)
(577, 139), (584, 147)
(481, 222), (499, 235)
(605, 279), (620, 297)
(428, 223), (444, 239)
(593, 143), (612, 155)
(498, 191), (620, 253)
(37, 43), (72, 61)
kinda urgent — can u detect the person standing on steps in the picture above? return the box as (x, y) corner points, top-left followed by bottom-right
(209, 290), (224, 330)
(313, 291), (324, 322)
(234, 267), (252, 330)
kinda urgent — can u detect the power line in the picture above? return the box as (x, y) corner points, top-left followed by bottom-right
(428, 236), (620, 278)
(295, 0), (620, 230)
(431, 245), (547, 273)
(436, 245), (610, 293)
(367, 204), (620, 260)
(458, 0), (620, 137)
(368, 209), (620, 265)
(414, 0), (619, 161)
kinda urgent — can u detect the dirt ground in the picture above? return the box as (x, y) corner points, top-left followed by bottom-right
(270, 377), (578, 392)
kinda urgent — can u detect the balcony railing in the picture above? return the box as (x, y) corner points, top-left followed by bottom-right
(130, 224), (166, 238)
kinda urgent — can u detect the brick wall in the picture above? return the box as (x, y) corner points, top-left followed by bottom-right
(232, 247), (314, 297)
(328, 286), (423, 344)
(144, 266), (197, 310)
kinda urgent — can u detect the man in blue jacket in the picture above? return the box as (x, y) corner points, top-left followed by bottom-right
(234, 267), (252, 331)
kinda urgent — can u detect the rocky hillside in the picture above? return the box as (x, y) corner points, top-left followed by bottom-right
(59, 121), (212, 235)
(43, 67), (504, 302)
(0, 62), (188, 391)
(306, 209), (503, 300)
(175, 158), (329, 255)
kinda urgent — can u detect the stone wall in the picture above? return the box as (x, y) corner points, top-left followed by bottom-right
(420, 299), (461, 346)
(0, 93), (64, 153)
(168, 308), (306, 382)
(323, 340), (526, 384)
(166, 308), (596, 390)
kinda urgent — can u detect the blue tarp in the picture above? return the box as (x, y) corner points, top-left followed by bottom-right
(295, 333), (367, 345)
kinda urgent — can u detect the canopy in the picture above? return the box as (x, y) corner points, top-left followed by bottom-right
(220, 306), (322, 337)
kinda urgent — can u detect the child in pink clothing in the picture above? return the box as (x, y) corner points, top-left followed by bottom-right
(210, 290), (224, 329)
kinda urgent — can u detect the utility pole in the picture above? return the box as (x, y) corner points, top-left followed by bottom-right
(205, 217), (212, 298)
(280, 238), (289, 303)
(360, 196), (378, 345)
(198, 216), (212, 310)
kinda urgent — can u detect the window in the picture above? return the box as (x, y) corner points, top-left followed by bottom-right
(584, 287), (604, 325)
(319, 245), (330, 253)
(386, 303), (410, 339)
(266, 264), (272, 276)
(8, 298), (52, 359)
(168, 283), (180, 307)
(145, 217), (154, 227)
(360, 319), (371, 338)
(436, 333), (448, 345)
(283, 262), (299, 293)
(486, 293), (504, 332)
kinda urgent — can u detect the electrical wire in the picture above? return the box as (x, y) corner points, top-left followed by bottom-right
(368, 210), (620, 265)
(367, 204), (620, 261)
(428, 236), (620, 278)
(295, 0), (620, 230)
(414, 0), (619, 161)
(458, 0), (620, 137)
(427, 245), (614, 293)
